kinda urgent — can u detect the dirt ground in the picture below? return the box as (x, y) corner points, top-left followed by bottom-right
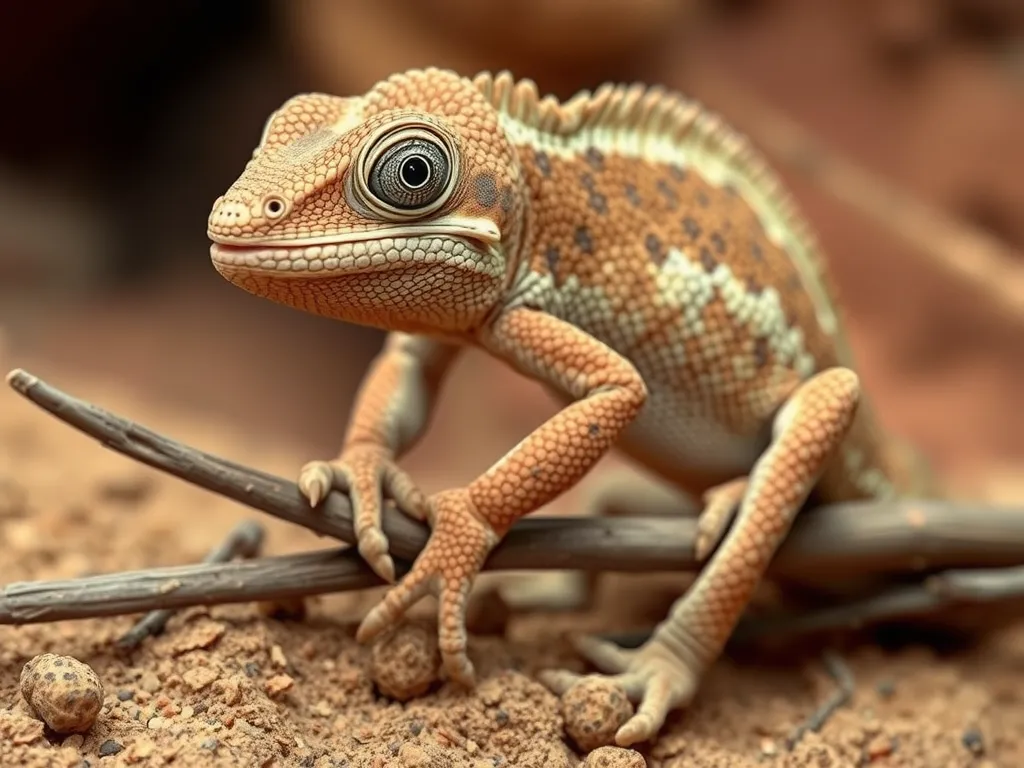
(1, 1), (1024, 767)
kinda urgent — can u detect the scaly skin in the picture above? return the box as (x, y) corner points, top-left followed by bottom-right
(207, 68), (934, 746)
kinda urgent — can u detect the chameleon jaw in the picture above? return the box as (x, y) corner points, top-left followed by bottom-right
(208, 217), (504, 277)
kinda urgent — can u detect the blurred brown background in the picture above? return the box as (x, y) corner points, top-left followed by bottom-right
(0, 0), (1022, 497)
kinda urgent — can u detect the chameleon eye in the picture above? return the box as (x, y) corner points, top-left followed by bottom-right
(356, 122), (460, 219)
(368, 137), (450, 211)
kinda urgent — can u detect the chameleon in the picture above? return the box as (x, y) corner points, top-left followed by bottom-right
(206, 68), (933, 746)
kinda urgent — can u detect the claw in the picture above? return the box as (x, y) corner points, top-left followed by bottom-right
(298, 460), (335, 507)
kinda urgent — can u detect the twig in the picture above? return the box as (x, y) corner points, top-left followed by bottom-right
(115, 520), (265, 648)
(7, 367), (1024, 585)
(0, 547), (380, 624)
(732, 564), (1024, 644)
(786, 650), (855, 749)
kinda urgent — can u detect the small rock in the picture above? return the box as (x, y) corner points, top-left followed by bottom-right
(138, 671), (161, 693)
(200, 737), (219, 751)
(561, 678), (634, 752)
(20, 653), (104, 734)
(62, 734), (85, 750)
(583, 746), (646, 767)
(270, 644), (288, 669)
(369, 621), (441, 701)
(760, 737), (778, 757)
(116, 689), (135, 702)
(98, 739), (124, 756)
(962, 727), (985, 756)
(866, 734), (894, 760)
(183, 667), (219, 692)
(264, 674), (294, 698)
(147, 715), (171, 730)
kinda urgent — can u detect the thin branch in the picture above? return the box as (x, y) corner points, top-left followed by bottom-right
(115, 520), (265, 648)
(7, 367), (1024, 586)
(0, 547), (380, 625)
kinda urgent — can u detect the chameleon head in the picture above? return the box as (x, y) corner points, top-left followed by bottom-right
(207, 68), (526, 335)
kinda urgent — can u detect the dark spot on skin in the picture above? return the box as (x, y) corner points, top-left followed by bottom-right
(54, 660), (64, 667)
(574, 226), (594, 254)
(472, 174), (498, 208)
(45, 672), (56, 682)
(710, 231), (726, 254)
(63, 672), (77, 681)
(670, 164), (686, 181)
(753, 337), (770, 368)
(624, 184), (641, 207)
(500, 186), (513, 214)
(787, 273), (802, 290)
(696, 190), (710, 207)
(589, 193), (608, 215)
(645, 233), (665, 264)
(657, 179), (678, 208)
(585, 146), (604, 170)
(751, 242), (764, 260)
(530, 467), (543, 479)
(545, 245), (560, 277)
(534, 150), (551, 177)
(682, 217), (702, 241)
(724, 183), (739, 196)
(580, 173), (595, 190)
(588, 423), (601, 436)
(746, 276), (764, 295)
(699, 246), (717, 272)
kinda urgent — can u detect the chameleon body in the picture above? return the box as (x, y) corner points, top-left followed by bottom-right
(207, 68), (931, 746)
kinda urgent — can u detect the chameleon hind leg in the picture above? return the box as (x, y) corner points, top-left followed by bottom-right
(540, 367), (861, 746)
(494, 467), (737, 612)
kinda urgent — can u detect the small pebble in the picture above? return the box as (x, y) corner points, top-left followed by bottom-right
(98, 739), (124, 756)
(201, 737), (219, 751)
(116, 689), (135, 702)
(369, 621), (441, 701)
(582, 745), (646, 767)
(561, 678), (634, 752)
(20, 653), (104, 734)
(866, 734), (895, 760)
(962, 727), (985, 756)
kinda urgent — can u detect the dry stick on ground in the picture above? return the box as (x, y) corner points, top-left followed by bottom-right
(115, 519), (265, 649)
(5, 366), (1024, 640)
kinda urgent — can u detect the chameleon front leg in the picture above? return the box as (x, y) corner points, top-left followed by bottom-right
(298, 331), (461, 582)
(355, 307), (648, 683)
(540, 367), (861, 746)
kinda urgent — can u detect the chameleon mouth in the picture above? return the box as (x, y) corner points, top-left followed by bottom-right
(209, 217), (502, 275)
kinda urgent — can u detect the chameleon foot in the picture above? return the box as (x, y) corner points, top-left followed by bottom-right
(539, 634), (702, 746)
(298, 443), (428, 584)
(355, 487), (500, 685)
